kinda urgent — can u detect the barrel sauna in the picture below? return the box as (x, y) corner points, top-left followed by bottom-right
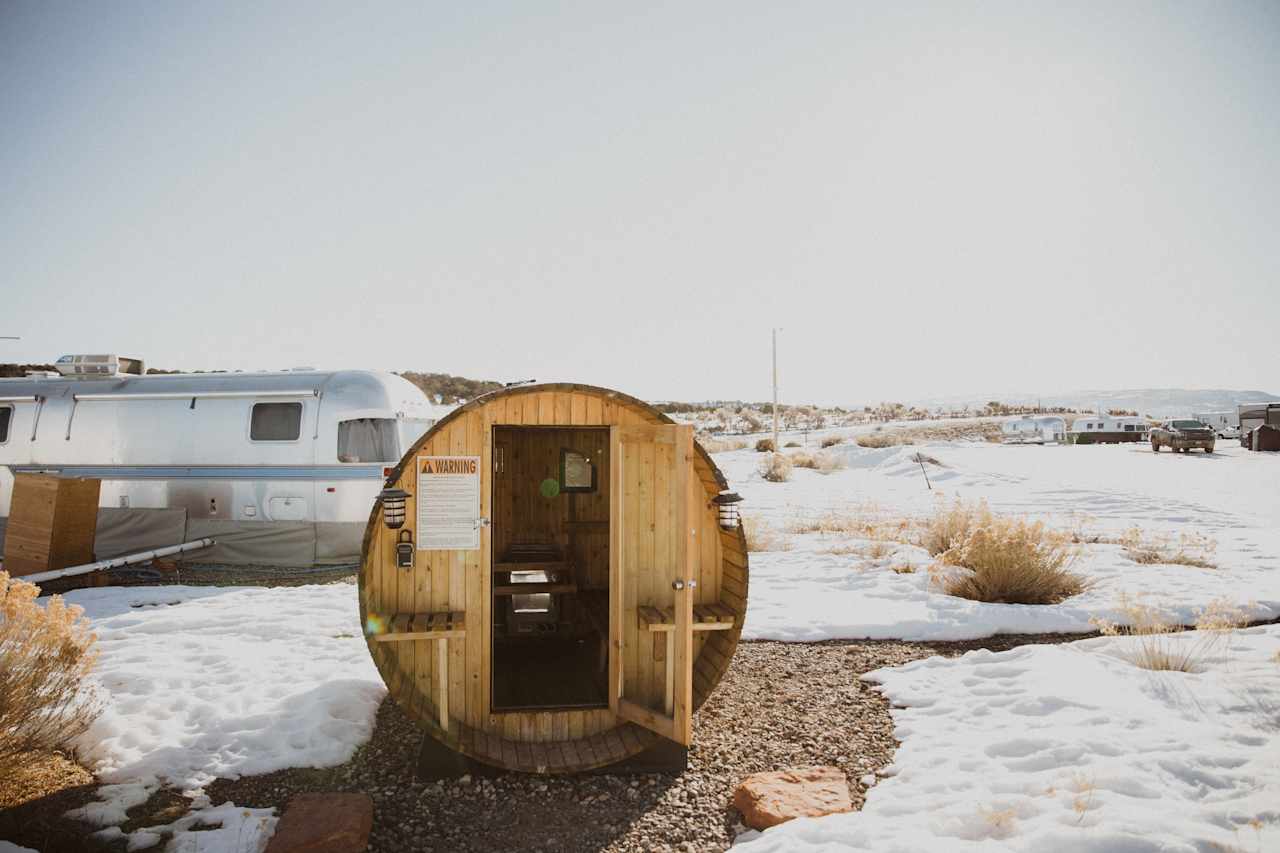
(358, 383), (748, 773)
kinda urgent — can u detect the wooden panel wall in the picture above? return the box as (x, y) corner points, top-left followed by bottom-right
(358, 384), (745, 770)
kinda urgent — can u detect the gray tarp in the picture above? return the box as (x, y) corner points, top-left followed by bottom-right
(1, 511), (361, 568)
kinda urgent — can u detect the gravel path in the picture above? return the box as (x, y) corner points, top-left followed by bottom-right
(206, 635), (1085, 853)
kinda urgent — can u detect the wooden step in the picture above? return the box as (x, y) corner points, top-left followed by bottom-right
(370, 610), (466, 642)
(637, 603), (736, 632)
(493, 582), (579, 596)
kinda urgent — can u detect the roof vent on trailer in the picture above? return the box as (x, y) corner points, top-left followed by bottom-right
(53, 354), (146, 378)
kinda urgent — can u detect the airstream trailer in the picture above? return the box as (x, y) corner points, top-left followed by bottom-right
(1001, 415), (1066, 445)
(0, 357), (435, 565)
(360, 383), (748, 773)
(1068, 415), (1149, 444)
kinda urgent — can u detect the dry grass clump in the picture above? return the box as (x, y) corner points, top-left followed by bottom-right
(926, 501), (1086, 605)
(1091, 596), (1248, 672)
(816, 451), (846, 474)
(790, 451), (818, 469)
(759, 452), (793, 482)
(742, 516), (792, 552)
(821, 435), (845, 448)
(856, 430), (907, 449)
(1118, 527), (1217, 569)
(698, 435), (748, 454)
(0, 572), (101, 778)
(755, 438), (775, 453)
(784, 441), (800, 448)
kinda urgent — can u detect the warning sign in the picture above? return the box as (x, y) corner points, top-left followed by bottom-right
(416, 456), (481, 550)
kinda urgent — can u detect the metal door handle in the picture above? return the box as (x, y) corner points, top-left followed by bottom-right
(672, 580), (684, 590)
(672, 579), (698, 591)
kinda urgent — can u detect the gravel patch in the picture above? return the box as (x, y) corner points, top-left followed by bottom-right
(206, 634), (1087, 853)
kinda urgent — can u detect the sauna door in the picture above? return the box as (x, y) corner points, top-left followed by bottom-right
(609, 423), (696, 745)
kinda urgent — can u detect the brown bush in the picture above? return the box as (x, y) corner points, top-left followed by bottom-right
(789, 451), (817, 469)
(0, 573), (101, 777)
(928, 503), (1087, 605)
(755, 438), (775, 453)
(856, 431), (903, 449)
(759, 452), (793, 482)
(820, 436), (844, 448)
(815, 451), (847, 474)
(784, 441), (800, 448)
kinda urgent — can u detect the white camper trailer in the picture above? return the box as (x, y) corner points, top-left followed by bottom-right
(1193, 411), (1239, 439)
(0, 357), (436, 565)
(1001, 415), (1067, 444)
(1068, 415), (1149, 444)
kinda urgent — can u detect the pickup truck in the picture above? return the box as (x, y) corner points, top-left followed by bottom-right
(1151, 420), (1216, 453)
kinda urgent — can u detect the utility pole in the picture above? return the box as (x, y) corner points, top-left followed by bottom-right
(771, 328), (780, 452)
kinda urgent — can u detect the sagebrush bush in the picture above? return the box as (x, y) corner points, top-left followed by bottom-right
(698, 436), (748, 454)
(742, 516), (792, 552)
(922, 498), (982, 556)
(927, 502), (1087, 605)
(821, 436), (844, 448)
(0, 572), (101, 776)
(759, 452), (792, 482)
(856, 431), (901, 449)
(790, 451), (817, 469)
(784, 441), (800, 448)
(755, 438), (775, 453)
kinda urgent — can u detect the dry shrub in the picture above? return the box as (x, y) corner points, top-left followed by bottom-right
(821, 436), (844, 448)
(856, 430), (904, 449)
(797, 505), (917, 543)
(922, 498), (983, 556)
(698, 436), (748, 454)
(742, 516), (792, 552)
(928, 502), (1086, 605)
(784, 441), (800, 448)
(890, 562), (916, 574)
(815, 451), (846, 474)
(759, 452), (793, 482)
(755, 438), (775, 453)
(1091, 596), (1247, 672)
(0, 572), (101, 776)
(789, 451), (818, 469)
(1118, 527), (1217, 569)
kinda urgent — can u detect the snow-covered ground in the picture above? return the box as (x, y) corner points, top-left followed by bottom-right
(54, 582), (384, 853)
(737, 624), (1280, 852)
(721, 440), (1280, 642)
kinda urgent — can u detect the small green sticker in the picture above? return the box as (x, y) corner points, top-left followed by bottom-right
(540, 478), (560, 499)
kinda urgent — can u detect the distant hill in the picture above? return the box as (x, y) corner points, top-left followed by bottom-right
(0, 363), (55, 377)
(395, 371), (504, 404)
(915, 389), (1280, 419)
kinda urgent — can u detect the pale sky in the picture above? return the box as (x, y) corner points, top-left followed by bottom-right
(2, 1), (1277, 405)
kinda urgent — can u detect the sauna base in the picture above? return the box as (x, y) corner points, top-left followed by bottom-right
(414, 732), (688, 780)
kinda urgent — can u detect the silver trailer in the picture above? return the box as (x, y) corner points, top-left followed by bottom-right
(1000, 415), (1066, 444)
(0, 357), (436, 566)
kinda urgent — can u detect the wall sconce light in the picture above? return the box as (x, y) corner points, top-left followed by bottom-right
(379, 488), (409, 529)
(712, 491), (743, 530)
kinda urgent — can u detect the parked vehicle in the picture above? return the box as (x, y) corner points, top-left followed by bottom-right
(1150, 419), (1216, 453)
(0, 355), (436, 565)
(1069, 415), (1149, 444)
(1193, 411), (1240, 439)
(1001, 415), (1067, 444)
(1237, 402), (1280, 448)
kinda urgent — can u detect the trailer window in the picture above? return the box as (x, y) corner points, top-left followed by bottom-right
(0, 406), (10, 443)
(337, 418), (399, 463)
(250, 402), (303, 441)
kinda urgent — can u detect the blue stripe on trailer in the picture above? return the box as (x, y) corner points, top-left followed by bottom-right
(6, 464), (386, 480)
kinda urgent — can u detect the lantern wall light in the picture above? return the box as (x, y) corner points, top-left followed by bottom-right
(379, 488), (409, 530)
(712, 491), (743, 530)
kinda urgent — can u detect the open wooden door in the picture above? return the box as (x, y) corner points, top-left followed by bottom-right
(609, 423), (696, 745)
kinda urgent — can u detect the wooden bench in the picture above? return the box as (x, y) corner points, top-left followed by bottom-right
(637, 603), (736, 632)
(637, 603), (738, 715)
(371, 611), (465, 731)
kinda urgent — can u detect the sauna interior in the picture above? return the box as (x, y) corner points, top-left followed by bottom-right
(491, 425), (611, 710)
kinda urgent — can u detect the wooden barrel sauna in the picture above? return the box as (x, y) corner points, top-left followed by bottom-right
(358, 383), (748, 773)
